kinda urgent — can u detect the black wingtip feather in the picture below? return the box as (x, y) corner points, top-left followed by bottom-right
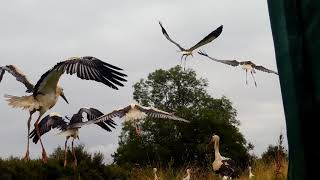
(0, 68), (5, 82)
(29, 129), (39, 144)
(158, 21), (167, 34)
(214, 25), (223, 38)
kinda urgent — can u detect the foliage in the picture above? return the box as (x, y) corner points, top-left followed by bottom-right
(0, 144), (129, 180)
(0, 144), (288, 180)
(261, 134), (288, 164)
(113, 66), (252, 169)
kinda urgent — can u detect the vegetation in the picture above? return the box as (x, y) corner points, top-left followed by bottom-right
(113, 66), (252, 169)
(0, 145), (287, 179)
(0, 145), (130, 180)
(0, 66), (288, 179)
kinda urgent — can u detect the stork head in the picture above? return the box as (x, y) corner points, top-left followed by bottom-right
(209, 134), (220, 145)
(57, 87), (69, 104)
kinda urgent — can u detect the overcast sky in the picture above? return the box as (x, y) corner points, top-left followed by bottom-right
(0, 0), (287, 163)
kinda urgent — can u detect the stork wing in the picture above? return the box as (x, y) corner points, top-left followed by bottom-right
(221, 159), (240, 177)
(198, 51), (240, 66)
(187, 25), (223, 52)
(29, 114), (67, 144)
(83, 105), (132, 125)
(70, 108), (117, 132)
(254, 65), (278, 75)
(159, 21), (185, 51)
(33, 56), (127, 96)
(0, 65), (34, 92)
(135, 104), (190, 123)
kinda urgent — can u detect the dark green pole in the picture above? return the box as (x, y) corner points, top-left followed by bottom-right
(267, 0), (320, 179)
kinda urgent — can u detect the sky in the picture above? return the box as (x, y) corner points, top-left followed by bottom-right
(0, 0), (287, 164)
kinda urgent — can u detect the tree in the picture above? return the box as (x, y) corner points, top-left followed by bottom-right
(113, 66), (252, 168)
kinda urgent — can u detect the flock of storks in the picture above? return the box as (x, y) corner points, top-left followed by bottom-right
(0, 21), (278, 179)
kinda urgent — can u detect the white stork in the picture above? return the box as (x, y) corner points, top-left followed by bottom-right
(29, 107), (116, 168)
(86, 103), (190, 136)
(0, 57), (126, 162)
(182, 168), (191, 180)
(209, 134), (240, 179)
(159, 21), (223, 68)
(153, 168), (159, 180)
(198, 51), (278, 87)
(248, 166), (254, 179)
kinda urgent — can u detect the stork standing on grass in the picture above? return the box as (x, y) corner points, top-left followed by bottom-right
(198, 51), (278, 87)
(0, 57), (126, 162)
(248, 166), (254, 179)
(153, 168), (159, 180)
(209, 134), (240, 179)
(182, 168), (191, 180)
(87, 103), (190, 136)
(29, 107), (117, 168)
(159, 21), (223, 68)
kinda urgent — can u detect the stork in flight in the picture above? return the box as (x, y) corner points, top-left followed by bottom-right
(0, 57), (126, 162)
(209, 134), (240, 179)
(87, 103), (190, 136)
(198, 51), (278, 87)
(159, 21), (223, 68)
(29, 107), (117, 168)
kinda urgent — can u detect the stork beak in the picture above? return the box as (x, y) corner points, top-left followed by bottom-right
(60, 94), (69, 104)
(209, 138), (213, 145)
(209, 134), (215, 145)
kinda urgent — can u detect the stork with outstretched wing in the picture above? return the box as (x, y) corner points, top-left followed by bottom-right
(87, 103), (190, 136)
(29, 107), (116, 168)
(0, 56), (126, 162)
(198, 51), (278, 86)
(159, 21), (223, 68)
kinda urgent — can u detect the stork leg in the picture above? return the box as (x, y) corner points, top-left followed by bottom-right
(135, 122), (142, 137)
(72, 137), (77, 168)
(180, 54), (185, 66)
(64, 136), (70, 168)
(251, 71), (257, 87)
(24, 111), (35, 161)
(245, 69), (248, 85)
(34, 113), (48, 163)
(184, 55), (188, 71)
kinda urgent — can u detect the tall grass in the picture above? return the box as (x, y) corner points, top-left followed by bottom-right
(128, 160), (288, 180)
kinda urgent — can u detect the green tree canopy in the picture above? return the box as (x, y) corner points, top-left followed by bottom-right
(113, 66), (252, 169)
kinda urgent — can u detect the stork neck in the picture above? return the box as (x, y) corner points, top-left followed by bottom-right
(214, 139), (222, 160)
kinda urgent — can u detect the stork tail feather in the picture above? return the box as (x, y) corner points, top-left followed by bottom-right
(4, 94), (39, 110)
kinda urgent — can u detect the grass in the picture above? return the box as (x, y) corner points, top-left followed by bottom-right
(127, 160), (288, 180)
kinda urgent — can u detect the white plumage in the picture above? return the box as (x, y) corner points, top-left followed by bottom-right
(153, 168), (159, 180)
(209, 134), (240, 179)
(249, 166), (254, 179)
(182, 169), (191, 180)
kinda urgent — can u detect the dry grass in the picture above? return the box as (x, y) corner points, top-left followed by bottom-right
(127, 160), (288, 180)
